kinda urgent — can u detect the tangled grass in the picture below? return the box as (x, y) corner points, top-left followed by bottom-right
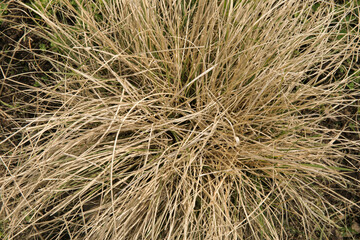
(1, 0), (360, 239)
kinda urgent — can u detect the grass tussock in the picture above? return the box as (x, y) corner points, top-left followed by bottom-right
(1, 0), (360, 239)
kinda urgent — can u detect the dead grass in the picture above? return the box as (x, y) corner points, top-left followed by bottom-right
(1, 0), (360, 239)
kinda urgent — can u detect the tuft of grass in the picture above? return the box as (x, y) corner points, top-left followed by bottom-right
(1, 0), (360, 239)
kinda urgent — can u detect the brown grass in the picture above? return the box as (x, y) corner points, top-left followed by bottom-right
(1, 0), (360, 239)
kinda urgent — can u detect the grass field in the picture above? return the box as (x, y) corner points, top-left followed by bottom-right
(1, 0), (360, 239)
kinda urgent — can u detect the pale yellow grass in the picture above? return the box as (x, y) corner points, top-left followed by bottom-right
(1, 0), (360, 239)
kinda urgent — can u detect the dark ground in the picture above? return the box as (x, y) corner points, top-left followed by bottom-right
(0, 1), (51, 151)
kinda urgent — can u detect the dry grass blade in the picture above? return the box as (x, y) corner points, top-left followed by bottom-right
(1, 0), (360, 239)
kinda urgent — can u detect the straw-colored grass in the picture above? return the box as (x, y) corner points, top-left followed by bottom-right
(1, 0), (360, 239)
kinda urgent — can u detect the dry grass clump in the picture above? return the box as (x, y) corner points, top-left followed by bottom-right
(1, 0), (360, 239)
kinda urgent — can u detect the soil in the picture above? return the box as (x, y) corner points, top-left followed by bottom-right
(0, 1), (51, 149)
